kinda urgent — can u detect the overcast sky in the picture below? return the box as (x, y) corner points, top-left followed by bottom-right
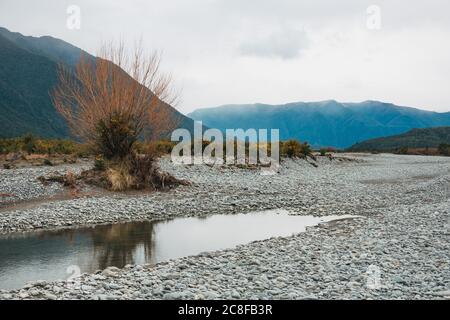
(1, 0), (450, 113)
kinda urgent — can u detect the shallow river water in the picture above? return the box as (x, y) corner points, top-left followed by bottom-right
(0, 209), (357, 290)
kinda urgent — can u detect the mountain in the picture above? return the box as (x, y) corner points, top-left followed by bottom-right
(188, 100), (450, 148)
(0, 27), (195, 139)
(0, 29), (67, 137)
(348, 127), (450, 152)
(0, 27), (87, 67)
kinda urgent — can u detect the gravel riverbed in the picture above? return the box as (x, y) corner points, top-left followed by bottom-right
(0, 154), (449, 299)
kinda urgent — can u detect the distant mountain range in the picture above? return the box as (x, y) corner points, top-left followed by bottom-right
(189, 101), (450, 148)
(2, 26), (450, 147)
(0, 27), (195, 139)
(348, 127), (450, 152)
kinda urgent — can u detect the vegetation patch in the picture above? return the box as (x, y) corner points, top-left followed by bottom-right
(46, 41), (188, 192)
(348, 126), (450, 156)
(38, 154), (188, 192)
(0, 134), (86, 156)
(280, 140), (316, 160)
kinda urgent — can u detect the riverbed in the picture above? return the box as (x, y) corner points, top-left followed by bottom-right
(0, 154), (449, 299)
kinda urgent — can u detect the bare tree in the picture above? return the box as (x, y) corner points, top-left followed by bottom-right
(53, 41), (179, 159)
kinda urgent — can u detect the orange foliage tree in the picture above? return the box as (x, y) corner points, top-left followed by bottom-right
(52, 41), (179, 159)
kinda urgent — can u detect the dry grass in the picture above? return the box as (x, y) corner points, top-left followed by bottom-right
(121, 152), (187, 190)
(38, 152), (188, 192)
(106, 166), (136, 191)
(92, 154), (188, 191)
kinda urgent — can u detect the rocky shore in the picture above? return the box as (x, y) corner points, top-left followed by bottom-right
(0, 154), (449, 299)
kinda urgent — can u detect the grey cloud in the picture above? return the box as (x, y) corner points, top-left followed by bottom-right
(239, 27), (309, 60)
(1, 0), (450, 112)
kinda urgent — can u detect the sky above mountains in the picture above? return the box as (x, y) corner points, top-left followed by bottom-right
(1, 0), (450, 113)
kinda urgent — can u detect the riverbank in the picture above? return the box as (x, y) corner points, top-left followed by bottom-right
(0, 154), (449, 299)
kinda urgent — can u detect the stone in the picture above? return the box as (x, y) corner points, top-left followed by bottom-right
(44, 293), (57, 300)
(141, 279), (152, 286)
(102, 267), (120, 277)
(81, 285), (94, 291)
(163, 292), (182, 299)
(433, 290), (450, 296)
(19, 292), (29, 299)
(231, 290), (240, 299)
(29, 289), (40, 296)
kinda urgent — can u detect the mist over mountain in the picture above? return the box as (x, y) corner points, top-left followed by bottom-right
(0, 27), (195, 139)
(189, 100), (450, 148)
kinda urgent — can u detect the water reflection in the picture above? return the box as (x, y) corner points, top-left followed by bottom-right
(0, 221), (158, 290)
(90, 222), (155, 270)
(33, 221), (157, 271)
(0, 210), (359, 290)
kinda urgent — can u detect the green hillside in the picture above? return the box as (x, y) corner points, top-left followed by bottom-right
(0, 27), (196, 139)
(0, 32), (68, 138)
(348, 127), (450, 152)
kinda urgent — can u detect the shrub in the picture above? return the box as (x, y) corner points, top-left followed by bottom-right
(95, 112), (138, 160)
(438, 143), (450, 156)
(190, 139), (212, 155)
(281, 140), (301, 158)
(156, 140), (176, 154)
(146, 140), (175, 156)
(74, 143), (94, 158)
(299, 142), (313, 158)
(396, 147), (409, 155)
(51, 42), (184, 191)
(0, 136), (89, 157)
(94, 156), (106, 171)
(126, 152), (185, 190)
(320, 147), (335, 156)
(36, 139), (77, 155)
(23, 133), (37, 155)
(97, 152), (188, 191)
(281, 140), (314, 159)
(132, 141), (146, 154)
(53, 41), (179, 161)
(0, 138), (21, 154)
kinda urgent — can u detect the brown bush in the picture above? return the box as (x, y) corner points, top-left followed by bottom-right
(281, 140), (301, 158)
(280, 140), (315, 160)
(124, 152), (187, 190)
(51, 41), (189, 192)
(74, 152), (188, 191)
(53, 41), (179, 160)
(107, 166), (136, 191)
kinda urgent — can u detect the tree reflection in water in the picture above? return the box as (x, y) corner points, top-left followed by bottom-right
(37, 221), (157, 271)
(90, 221), (156, 270)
